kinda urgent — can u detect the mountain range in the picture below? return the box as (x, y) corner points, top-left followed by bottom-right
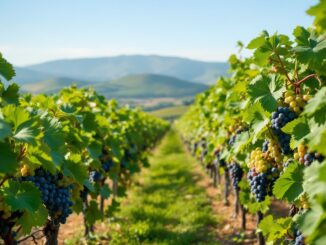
(13, 55), (229, 98)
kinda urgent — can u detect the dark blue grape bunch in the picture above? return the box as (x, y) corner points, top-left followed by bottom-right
(89, 171), (102, 182)
(301, 152), (324, 167)
(228, 162), (243, 191)
(247, 169), (269, 202)
(294, 230), (304, 245)
(22, 168), (73, 224)
(102, 159), (113, 172)
(262, 140), (269, 152)
(271, 107), (297, 155)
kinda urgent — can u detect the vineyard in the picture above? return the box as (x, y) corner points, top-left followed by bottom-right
(177, 1), (326, 244)
(0, 55), (169, 244)
(1, 1), (326, 245)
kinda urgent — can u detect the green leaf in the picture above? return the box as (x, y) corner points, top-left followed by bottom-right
(0, 54), (15, 81)
(17, 205), (48, 235)
(247, 35), (266, 49)
(12, 120), (40, 145)
(303, 161), (326, 200)
(100, 185), (111, 199)
(0, 142), (18, 174)
(306, 0), (326, 33)
(0, 119), (12, 141)
(3, 180), (42, 212)
(2, 83), (20, 104)
(62, 160), (88, 184)
(305, 123), (326, 156)
(85, 200), (103, 226)
(273, 162), (304, 202)
(2, 105), (30, 131)
(247, 75), (285, 112)
(258, 215), (292, 242)
(293, 27), (326, 75)
(303, 87), (326, 125)
(282, 117), (310, 148)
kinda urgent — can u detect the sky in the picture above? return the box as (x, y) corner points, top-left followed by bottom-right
(0, 0), (317, 66)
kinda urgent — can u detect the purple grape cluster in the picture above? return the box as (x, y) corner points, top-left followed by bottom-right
(300, 152), (324, 167)
(22, 168), (73, 224)
(247, 169), (268, 202)
(228, 162), (243, 191)
(271, 107), (297, 155)
(102, 159), (113, 172)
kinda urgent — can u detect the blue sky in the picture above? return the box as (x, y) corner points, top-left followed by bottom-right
(0, 0), (317, 66)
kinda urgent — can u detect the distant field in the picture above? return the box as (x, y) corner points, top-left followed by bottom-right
(150, 105), (189, 120)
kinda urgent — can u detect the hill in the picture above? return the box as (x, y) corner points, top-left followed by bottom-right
(149, 105), (189, 120)
(24, 55), (228, 84)
(92, 74), (208, 98)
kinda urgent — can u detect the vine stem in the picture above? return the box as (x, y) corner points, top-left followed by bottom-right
(0, 176), (8, 187)
(294, 74), (322, 87)
(275, 53), (293, 85)
(17, 229), (44, 243)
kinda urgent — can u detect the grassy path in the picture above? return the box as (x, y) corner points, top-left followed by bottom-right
(107, 129), (220, 245)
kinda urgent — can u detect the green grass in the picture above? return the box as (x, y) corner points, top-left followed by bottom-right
(149, 105), (189, 120)
(105, 129), (220, 245)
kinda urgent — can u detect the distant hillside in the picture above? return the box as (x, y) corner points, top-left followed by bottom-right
(24, 55), (228, 84)
(149, 105), (189, 120)
(92, 74), (208, 98)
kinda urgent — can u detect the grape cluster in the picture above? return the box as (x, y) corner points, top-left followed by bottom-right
(295, 144), (325, 167)
(284, 91), (307, 113)
(22, 168), (73, 224)
(247, 169), (268, 202)
(264, 140), (283, 164)
(228, 162), (243, 191)
(294, 230), (304, 245)
(247, 167), (278, 202)
(247, 148), (270, 173)
(271, 106), (297, 155)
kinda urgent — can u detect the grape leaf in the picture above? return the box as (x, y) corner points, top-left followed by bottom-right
(62, 160), (88, 184)
(85, 200), (103, 225)
(3, 180), (42, 212)
(100, 185), (111, 199)
(0, 142), (18, 174)
(0, 54), (15, 81)
(2, 83), (19, 104)
(247, 75), (285, 112)
(13, 120), (40, 145)
(0, 119), (12, 141)
(258, 215), (292, 243)
(303, 87), (326, 125)
(2, 105), (30, 131)
(305, 123), (326, 156)
(303, 161), (326, 200)
(306, 0), (326, 33)
(17, 205), (48, 234)
(293, 26), (326, 75)
(282, 117), (310, 148)
(273, 162), (304, 202)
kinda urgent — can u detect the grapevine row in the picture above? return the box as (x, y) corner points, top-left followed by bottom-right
(0, 57), (169, 244)
(177, 1), (326, 244)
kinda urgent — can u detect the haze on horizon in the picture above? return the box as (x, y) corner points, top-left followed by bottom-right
(0, 0), (316, 66)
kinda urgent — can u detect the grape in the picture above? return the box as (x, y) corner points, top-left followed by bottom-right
(89, 171), (102, 182)
(102, 159), (113, 172)
(228, 162), (243, 191)
(22, 168), (73, 224)
(271, 106), (297, 155)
